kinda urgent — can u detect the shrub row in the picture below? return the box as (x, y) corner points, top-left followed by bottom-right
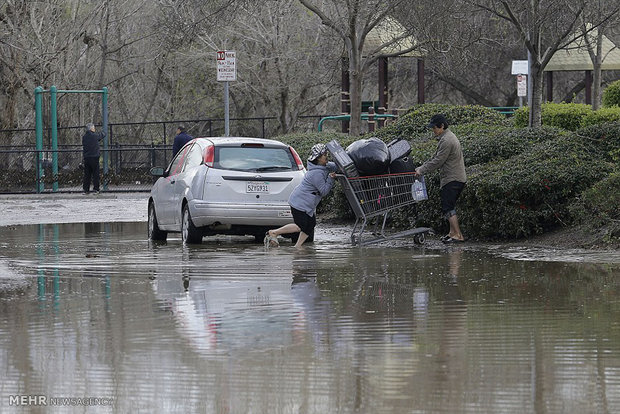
(569, 171), (620, 242)
(602, 79), (620, 107)
(513, 103), (620, 130)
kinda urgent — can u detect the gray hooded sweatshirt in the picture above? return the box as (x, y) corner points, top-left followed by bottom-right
(289, 161), (337, 216)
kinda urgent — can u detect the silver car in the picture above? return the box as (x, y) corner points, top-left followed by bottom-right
(148, 137), (306, 243)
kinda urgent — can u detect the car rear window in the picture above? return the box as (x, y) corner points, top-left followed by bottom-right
(214, 146), (297, 172)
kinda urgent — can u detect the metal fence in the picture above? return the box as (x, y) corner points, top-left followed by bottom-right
(0, 115), (326, 194)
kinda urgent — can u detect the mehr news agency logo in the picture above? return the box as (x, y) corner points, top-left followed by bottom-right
(8, 395), (114, 407)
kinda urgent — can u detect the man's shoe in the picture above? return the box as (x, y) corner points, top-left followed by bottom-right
(81, 191), (89, 195)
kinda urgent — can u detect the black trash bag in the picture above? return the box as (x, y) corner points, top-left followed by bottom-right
(345, 137), (391, 176)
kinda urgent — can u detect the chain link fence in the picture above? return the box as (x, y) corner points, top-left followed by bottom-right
(0, 116), (325, 194)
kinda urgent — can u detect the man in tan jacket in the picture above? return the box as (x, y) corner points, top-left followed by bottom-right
(415, 114), (467, 243)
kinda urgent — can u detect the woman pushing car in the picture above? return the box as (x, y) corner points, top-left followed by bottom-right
(265, 143), (338, 248)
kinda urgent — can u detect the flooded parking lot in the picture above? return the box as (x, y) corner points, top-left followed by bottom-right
(1, 221), (619, 413)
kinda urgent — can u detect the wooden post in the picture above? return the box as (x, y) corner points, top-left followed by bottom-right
(377, 106), (385, 129)
(378, 57), (388, 111)
(341, 57), (350, 133)
(417, 59), (425, 104)
(545, 72), (553, 102)
(585, 70), (592, 105)
(368, 107), (375, 133)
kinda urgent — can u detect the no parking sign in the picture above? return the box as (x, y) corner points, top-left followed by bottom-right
(217, 50), (236, 82)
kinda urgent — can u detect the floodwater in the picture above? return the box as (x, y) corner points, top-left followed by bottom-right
(0, 222), (619, 414)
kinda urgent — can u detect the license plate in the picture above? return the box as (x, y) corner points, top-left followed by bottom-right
(278, 210), (292, 218)
(246, 181), (270, 193)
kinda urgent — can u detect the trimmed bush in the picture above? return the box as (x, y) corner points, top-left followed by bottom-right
(569, 172), (620, 241)
(574, 121), (620, 163)
(372, 103), (508, 140)
(457, 135), (613, 238)
(513, 103), (592, 131)
(458, 126), (565, 166)
(602, 79), (620, 107)
(580, 107), (620, 127)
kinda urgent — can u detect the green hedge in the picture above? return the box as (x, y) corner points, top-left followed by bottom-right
(458, 126), (565, 166)
(372, 103), (508, 139)
(513, 103), (620, 130)
(602, 79), (620, 107)
(513, 103), (591, 130)
(458, 136), (613, 238)
(569, 171), (620, 241)
(581, 108), (620, 127)
(574, 121), (620, 163)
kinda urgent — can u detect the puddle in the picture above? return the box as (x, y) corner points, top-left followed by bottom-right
(0, 222), (618, 413)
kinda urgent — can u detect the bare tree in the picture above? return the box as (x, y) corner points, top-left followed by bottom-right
(205, 0), (341, 134)
(579, 2), (620, 110)
(298, 0), (424, 135)
(469, 0), (620, 126)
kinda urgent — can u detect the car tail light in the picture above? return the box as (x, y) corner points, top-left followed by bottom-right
(241, 143), (264, 148)
(203, 144), (214, 167)
(289, 146), (304, 170)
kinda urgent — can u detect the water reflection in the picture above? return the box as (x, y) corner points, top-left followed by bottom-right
(0, 222), (618, 413)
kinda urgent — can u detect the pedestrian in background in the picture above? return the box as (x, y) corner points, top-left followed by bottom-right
(415, 114), (467, 243)
(265, 143), (337, 248)
(82, 123), (104, 195)
(172, 125), (193, 157)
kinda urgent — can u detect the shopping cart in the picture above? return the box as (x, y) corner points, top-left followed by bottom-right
(337, 172), (432, 246)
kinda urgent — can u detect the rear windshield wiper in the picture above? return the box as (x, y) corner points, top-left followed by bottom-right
(255, 166), (292, 172)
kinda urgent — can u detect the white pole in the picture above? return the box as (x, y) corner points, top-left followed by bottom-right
(224, 81), (230, 137)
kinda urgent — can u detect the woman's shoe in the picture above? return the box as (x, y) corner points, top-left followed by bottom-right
(264, 232), (279, 248)
(442, 237), (465, 244)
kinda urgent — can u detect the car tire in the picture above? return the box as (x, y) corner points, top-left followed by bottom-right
(182, 204), (202, 244)
(148, 202), (167, 241)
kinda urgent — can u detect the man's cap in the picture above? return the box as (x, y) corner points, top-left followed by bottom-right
(308, 143), (327, 162)
(177, 125), (186, 132)
(427, 114), (448, 128)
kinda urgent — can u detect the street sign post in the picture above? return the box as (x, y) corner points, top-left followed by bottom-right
(512, 60), (529, 107)
(217, 51), (236, 136)
(517, 75), (527, 97)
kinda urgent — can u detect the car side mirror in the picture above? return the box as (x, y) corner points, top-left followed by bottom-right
(150, 167), (166, 177)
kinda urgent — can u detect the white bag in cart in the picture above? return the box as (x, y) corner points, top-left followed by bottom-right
(412, 177), (428, 201)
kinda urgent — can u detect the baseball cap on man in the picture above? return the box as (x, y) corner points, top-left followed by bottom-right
(308, 143), (328, 162)
(427, 114), (448, 128)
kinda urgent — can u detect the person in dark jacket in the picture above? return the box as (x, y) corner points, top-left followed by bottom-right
(82, 123), (104, 194)
(265, 143), (337, 248)
(172, 125), (193, 157)
(415, 114), (467, 243)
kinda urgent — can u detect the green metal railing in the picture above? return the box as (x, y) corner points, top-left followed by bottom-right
(34, 86), (109, 193)
(318, 114), (398, 132)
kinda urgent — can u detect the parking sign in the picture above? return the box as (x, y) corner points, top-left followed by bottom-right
(217, 50), (236, 82)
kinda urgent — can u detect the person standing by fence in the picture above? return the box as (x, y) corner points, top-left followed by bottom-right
(82, 123), (104, 195)
(172, 125), (193, 157)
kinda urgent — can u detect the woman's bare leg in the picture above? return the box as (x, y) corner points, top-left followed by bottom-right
(268, 223), (300, 237)
(294, 231), (309, 248)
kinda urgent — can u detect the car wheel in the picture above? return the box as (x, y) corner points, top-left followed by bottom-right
(413, 232), (425, 245)
(148, 202), (167, 241)
(182, 204), (202, 244)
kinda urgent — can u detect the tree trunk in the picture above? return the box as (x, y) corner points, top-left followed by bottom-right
(592, 32), (603, 111)
(348, 40), (363, 136)
(349, 69), (363, 136)
(530, 67), (544, 127)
